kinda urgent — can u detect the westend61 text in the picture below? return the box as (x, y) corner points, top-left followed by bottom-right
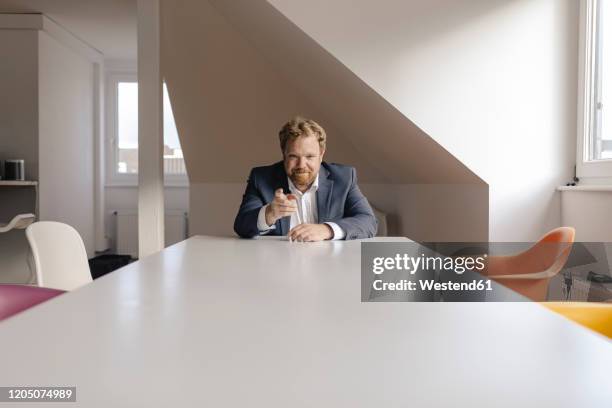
(372, 279), (493, 292)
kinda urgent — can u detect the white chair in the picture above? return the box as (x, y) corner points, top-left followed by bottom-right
(25, 221), (92, 291)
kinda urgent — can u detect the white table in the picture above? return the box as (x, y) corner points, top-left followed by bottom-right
(0, 236), (610, 407)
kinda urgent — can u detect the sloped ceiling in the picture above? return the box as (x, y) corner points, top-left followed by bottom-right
(161, 0), (385, 183)
(161, 0), (484, 185)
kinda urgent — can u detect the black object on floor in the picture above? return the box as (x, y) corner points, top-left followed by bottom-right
(88, 254), (133, 280)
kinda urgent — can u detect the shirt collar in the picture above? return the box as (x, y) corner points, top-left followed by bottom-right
(287, 173), (319, 195)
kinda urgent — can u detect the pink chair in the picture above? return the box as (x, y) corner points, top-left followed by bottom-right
(0, 284), (65, 322)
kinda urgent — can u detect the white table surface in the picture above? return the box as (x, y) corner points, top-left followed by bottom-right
(0, 235), (610, 407)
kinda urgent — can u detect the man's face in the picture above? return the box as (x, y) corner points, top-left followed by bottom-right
(283, 135), (324, 189)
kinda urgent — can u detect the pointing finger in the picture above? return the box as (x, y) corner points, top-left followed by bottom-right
(277, 199), (297, 208)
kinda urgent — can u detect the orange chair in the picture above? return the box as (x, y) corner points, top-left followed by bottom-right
(484, 227), (575, 301)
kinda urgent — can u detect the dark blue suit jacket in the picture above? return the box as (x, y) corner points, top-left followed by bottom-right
(234, 161), (377, 240)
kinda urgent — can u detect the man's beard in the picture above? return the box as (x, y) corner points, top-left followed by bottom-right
(290, 170), (315, 186)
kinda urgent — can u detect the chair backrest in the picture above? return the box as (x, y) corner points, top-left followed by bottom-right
(0, 284), (65, 321)
(520, 227), (576, 277)
(372, 206), (388, 237)
(488, 227), (576, 301)
(25, 221), (92, 291)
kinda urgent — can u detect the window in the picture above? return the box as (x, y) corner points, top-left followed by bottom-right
(578, 0), (612, 177)
(106, 71), (187, 185)
(591, 0), (611, 160)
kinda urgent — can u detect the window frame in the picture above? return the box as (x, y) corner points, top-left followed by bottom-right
(576, 0), (612, 179)
(104, 66), (188, 187)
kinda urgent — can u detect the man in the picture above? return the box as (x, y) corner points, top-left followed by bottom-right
(234, 117), (377, 241)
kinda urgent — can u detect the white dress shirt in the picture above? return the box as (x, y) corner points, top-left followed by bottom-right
(256, 174), (346, 240)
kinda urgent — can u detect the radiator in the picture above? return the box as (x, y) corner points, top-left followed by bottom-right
(560, 186), (612, 241)
(113, 210), (188, 258)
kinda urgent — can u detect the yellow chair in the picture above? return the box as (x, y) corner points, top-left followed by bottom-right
(543, 302), (612, 339)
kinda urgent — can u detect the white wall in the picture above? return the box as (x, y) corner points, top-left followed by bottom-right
(0, 17), (100, 283)
(561, 189), (612, 241)
(0, 29), (39, 180)
(269, 0), (578, 241)
(38, 30), (95, 256)
(0, 29), (39, 283)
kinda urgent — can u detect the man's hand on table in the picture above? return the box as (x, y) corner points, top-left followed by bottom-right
(289, 223), (333, 242)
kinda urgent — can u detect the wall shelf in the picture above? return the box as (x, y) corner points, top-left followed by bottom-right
(0, 181), (39, 219)
(0, 180), (38, 186)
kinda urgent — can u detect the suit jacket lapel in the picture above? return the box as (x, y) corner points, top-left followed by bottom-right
(317, 165), (333, 223)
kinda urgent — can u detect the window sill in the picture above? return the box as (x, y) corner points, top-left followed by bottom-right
(557, 185), (612, 192)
